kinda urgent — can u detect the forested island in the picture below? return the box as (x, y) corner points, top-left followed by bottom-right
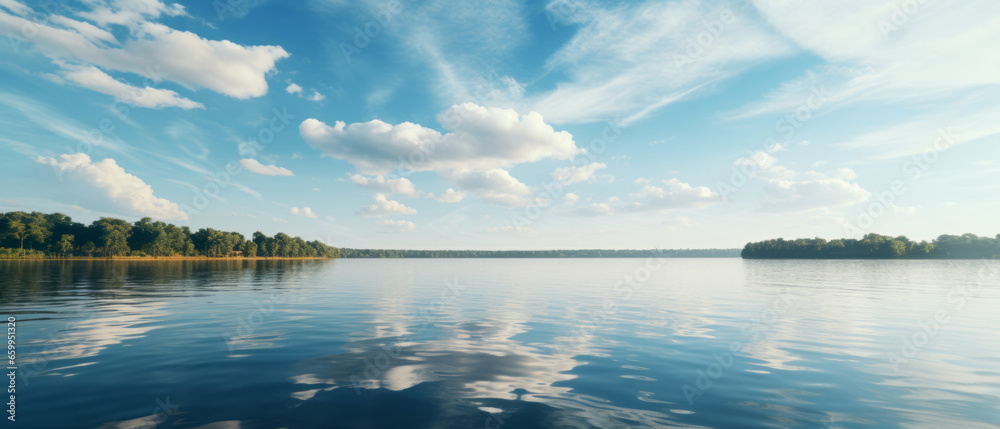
(742, 233), (1000, 259)
(0, 211), (338, 259)
(338, 248), (740, 258)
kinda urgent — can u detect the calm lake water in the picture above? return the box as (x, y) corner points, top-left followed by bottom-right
(2, 258), (999, 429)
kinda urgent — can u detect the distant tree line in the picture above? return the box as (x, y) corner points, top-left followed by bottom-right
(339, 248), (740, 258)
(0, 211), (338, 259)
(741, 233), (1000, 259)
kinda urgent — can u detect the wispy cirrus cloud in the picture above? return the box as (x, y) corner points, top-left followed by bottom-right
(395, 0), (528, 104)
(59, 65), (203, 109)
(734, 0), (1000, 117)
(0, 92), (132, 156)
(528, 0), (794, 125)
(0, 0), (31, 16)
(239, 159), (294, 176)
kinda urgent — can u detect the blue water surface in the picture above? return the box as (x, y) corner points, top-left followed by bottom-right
(2, 258), (998, 428)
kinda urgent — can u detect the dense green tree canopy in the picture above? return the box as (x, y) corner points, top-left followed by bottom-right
(337, 248), (740, 258)
(0, 211), (338, 259)
(741, 233), (1000, 259)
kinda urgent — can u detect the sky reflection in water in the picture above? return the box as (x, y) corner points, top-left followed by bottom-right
(1, 258), (998, 428)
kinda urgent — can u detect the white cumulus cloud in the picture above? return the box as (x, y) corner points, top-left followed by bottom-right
(358, 193), (417, 217)
(574, 202), (616, 216)
(378, 219), (416, 232)
(552, 162), (607, 185)
(35, 153), (187, 220)
(626, 178), (721, 212)
(300, 103), (580, 175)
(0, 1), (289, 104)
(734, 151), (778, 169)
(759, 177), (870, 213)
(77, 0), (188, 28)
(438, 188), (466, 203)
(307, 90), (325, 102)
(349, 174), (417, 196)
(444, 168), (532, 207)
(737, 154), (872, 213)
(290, 207), (317, 218)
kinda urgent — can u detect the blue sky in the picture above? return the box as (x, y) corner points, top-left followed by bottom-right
(1, 0), (998, 249)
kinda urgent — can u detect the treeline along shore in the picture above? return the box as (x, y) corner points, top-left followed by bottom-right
(741, 233), (1000, 259)
(337, 248), (741, 258)
(8, 212), (996, 261)
(0, 211), (741, 260)
(0, 211), (338, 259)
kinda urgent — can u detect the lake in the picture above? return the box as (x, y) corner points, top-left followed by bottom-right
(2, 258), (999, 428)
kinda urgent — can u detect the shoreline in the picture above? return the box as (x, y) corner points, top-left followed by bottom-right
(0, 257), (334, 261)
(3, 256), (997, 260)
